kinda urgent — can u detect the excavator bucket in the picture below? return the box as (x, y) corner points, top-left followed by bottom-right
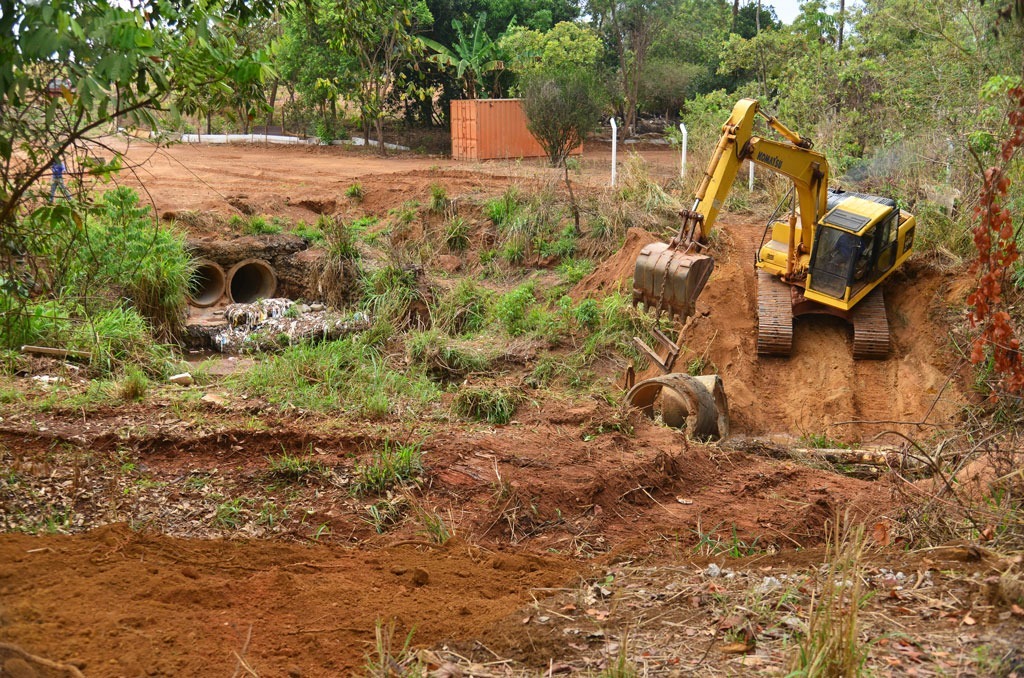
(632, 242), (715, 323)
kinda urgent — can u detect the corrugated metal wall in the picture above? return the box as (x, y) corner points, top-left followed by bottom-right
(451, 99), (571, 161)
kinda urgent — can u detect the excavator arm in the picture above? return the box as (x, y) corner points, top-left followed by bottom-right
(689, 100), (830, 252)
(635, 98), (830, 321)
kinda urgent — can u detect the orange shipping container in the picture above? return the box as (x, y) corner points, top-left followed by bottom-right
(450, 99), (581, 161)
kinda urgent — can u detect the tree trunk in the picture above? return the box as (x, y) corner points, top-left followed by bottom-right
(266, 81), (279, 129)
(564, 163), (580, 234)
(733, 0), (740, 18)
(375, 117), (386, 156)
(838, 0), (846, 50)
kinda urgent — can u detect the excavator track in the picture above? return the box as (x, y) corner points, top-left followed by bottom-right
(756, 271), (793, 357)
(851, 288), (890, 359)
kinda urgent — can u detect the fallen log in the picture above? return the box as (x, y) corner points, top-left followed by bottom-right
(20, 345), (92, 360)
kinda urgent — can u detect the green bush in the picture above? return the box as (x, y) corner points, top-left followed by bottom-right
(492, 283), (537, 336)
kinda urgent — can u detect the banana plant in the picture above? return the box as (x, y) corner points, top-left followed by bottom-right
(420, 14), (506, 99)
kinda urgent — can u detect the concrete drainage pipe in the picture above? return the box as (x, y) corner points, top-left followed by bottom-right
(227, 259), (277, 304)
(625, 373), (730, 441)
(187, 260), (227, 307)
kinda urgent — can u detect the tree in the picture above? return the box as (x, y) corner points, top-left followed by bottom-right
(318, 0), (433, 151)
(0, 0), (268, 342)
(421, 14), (507, 99)
(588, 0), (680, 137)
(521, 69), (603, 230)
(501, 21), (604, 78)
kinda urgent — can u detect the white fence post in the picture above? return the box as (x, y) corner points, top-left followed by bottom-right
(679, 122), (687, 180)
(748, 160), (755, 191)
(610, 118), (618, 187)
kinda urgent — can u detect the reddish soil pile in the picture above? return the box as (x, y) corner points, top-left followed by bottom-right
(570, 226), (658, 301)
(0, 526), (576, 676)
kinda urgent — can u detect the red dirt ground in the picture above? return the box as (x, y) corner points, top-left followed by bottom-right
(1, 139), (1001, 676)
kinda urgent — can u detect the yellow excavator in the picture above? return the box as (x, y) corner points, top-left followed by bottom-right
(633, 98), (917, 359)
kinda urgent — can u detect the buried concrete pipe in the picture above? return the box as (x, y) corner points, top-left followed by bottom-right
(625, 373), (729, 441)
(227, 258), (278, 304)
(187, 260), (227, 308)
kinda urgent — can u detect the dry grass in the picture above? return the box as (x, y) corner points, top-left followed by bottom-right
(789, 513), (870, 677)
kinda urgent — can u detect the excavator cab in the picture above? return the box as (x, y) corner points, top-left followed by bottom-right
(804, 192), (914, 309)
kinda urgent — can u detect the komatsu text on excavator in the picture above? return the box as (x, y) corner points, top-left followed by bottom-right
(633, 98), (916, 359)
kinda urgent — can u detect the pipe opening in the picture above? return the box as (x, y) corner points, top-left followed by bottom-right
(227, 259), (277, 304)
(188, 261), (226, 307)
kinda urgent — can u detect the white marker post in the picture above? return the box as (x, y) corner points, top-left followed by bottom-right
(610, 117), (618, 187)
(679, 122), (688, 180)
(748, 160), (755, 191)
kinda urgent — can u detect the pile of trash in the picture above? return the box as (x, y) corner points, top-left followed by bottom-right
(209, 298), (370, 353)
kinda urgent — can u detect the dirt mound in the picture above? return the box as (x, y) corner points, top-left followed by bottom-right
(0, 526), (579, 676)
(570, 227), (658, 300)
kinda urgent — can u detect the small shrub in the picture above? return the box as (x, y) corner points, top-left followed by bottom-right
(429, 183), (448, 212)
(558, 257), (595, 284)
(521, 68), (602, 167)
(538, 225), (578, 258)
(492, 283), (537, 336)
(453, 387), (520, 424)
(345, 182), (365, 201)
(117, 365), (149, 401)
(573, 298), (600, 329)
(444, 216), (470, 252)
(351, 440), (424, 496)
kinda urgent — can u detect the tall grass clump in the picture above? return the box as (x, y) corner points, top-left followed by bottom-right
(313, 214), (362, 308)
(484, 187), (522, 227)
(361, 264), (423, 334)
(789, 516), (870, 676)
(452, 387), (521, 424)
(430, 279), (491, 335)
(351, 440), (424, 496)
(406, 329), (491, 381)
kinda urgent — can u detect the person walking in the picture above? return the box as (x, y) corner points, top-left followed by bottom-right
(49, 157), (71, 202)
